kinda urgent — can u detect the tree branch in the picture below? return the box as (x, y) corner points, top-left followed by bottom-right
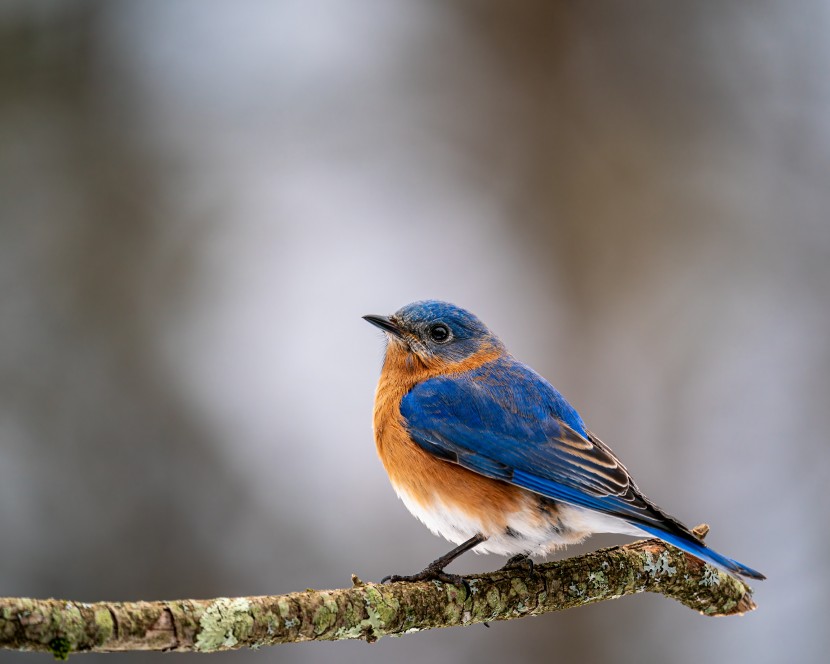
(0, 526), (756, 658)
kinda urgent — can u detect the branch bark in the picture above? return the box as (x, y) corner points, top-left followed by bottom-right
(0, 526), (756, 658)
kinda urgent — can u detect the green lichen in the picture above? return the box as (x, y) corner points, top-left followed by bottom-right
(274, 599), (299, 631)
(642, 551), (676, 577)
(508, 578), (531, 614)
(568, 582), (585, 597)
(331, 613), (363, 640)
(509, 578), (528, 596)
(312, 595), (339, 636)
(485, 587), (501, 609)
(442, 595), (463, 623)
(588, 571), (607, 588)
(48, 636), (71, 661)
(276, 598), (295, 621)
(92, 608), (114, 645)
(195, 598), (253, 652)
(332, 585), (401, 642)
(255, 610), (280, 637)
(363, 586), (399, 631)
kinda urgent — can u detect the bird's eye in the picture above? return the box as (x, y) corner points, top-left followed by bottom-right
(428, 323), (451, 343)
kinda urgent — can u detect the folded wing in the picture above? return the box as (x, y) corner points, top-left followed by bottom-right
(400, 358), (697, 538)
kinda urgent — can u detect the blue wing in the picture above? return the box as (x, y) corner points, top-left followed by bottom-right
(400, 355), (765, 580)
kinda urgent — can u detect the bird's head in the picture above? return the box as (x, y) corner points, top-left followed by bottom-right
(363, 300), (504, 369)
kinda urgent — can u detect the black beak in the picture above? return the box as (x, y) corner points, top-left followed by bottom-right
(363, 314), (404, 338)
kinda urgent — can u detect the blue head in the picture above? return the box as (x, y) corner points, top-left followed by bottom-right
(364, 300), (504, 366)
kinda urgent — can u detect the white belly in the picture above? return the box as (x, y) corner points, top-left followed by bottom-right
(394, 485), (646, 557)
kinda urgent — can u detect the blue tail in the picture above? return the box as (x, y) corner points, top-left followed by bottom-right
(639, 525), (765, 580)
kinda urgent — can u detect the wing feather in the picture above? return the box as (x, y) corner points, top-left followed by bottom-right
(400, 357), (694, 536)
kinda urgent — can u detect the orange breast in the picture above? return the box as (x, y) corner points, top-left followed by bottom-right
(372, 342), (526, 534)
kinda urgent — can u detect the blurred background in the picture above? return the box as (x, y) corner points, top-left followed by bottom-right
(1, 1), (828, 662)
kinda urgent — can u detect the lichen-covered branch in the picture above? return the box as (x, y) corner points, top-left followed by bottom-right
(0, 526), (756, 658)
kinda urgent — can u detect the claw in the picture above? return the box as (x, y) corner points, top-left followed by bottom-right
(379, 534), (486, 598)
(381, 567), (472, 597)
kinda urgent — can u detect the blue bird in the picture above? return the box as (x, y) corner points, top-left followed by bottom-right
(364, 300), (764, 585)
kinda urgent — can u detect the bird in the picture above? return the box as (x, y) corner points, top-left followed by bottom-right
(363, 300), (765, 586)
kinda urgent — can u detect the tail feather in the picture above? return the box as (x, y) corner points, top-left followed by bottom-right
(639, 524), (765, 580)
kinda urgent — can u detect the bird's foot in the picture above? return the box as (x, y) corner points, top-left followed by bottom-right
(500, 553), (534, 572)
(382, 564), (471, 596)
(380, 534), (486, 598)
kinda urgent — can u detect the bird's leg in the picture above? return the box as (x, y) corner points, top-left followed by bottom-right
(382, 534), (486, 592)
(500, 553), (534, 572)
